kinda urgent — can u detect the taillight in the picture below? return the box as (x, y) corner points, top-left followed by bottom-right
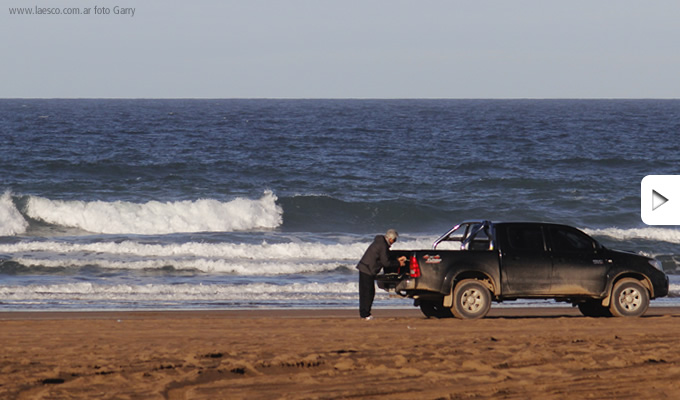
(409, 254), (421, 278)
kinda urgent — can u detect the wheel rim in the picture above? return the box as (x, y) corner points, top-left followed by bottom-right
(618, 287), (642, 311)
(460, 288), (485, 313)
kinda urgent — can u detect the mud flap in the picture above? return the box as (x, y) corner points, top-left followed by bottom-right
(601, 292), (611, 307)
(443, 286), (454, 307)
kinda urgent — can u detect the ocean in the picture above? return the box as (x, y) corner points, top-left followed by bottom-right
(1, 99), (679, 311)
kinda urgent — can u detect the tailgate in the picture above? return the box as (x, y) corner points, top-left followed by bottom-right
(375, 250), (411, 290)
(375, 272), (405, 291)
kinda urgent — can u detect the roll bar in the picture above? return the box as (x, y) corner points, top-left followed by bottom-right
(432, 220), (492, 250)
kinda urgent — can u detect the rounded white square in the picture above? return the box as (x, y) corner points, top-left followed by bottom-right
(641, 175), (680, 225)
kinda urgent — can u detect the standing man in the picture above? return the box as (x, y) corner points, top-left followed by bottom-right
(356, 229), (407, 320)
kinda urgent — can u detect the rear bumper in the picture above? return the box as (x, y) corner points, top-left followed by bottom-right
(376, 273), (417, 293)
(375, 273), (404, 291)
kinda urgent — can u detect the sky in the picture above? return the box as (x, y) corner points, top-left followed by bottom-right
(2, 0), (679, 99)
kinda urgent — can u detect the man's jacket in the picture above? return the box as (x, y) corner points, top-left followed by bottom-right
(356, 235), (398, 276)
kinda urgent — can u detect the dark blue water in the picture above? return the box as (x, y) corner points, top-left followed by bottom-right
(1, 99), (679, 310)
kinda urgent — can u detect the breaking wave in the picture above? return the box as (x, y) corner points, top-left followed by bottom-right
(0, 191), (28, 236)
(2, 191), (283, 235)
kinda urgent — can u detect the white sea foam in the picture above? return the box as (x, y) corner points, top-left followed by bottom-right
(11, 257), (353, 275)
(0, 237), (432, 261)
(25, 191), (283, 234)
(0, 191), (28, 236)
(0, 237), (434, 275)
(0, 281), (359, 302)
(0, 240), (365, 261)
(672, 282), (680, 295)
(585, 227), (680, 244)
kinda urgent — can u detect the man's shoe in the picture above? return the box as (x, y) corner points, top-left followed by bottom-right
(362, 315), (373, 320)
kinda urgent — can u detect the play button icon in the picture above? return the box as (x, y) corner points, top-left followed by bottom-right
(642, 176), (680, 225)
(652, 190), (669, 211)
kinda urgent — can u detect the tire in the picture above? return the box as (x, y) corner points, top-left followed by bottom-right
(420, 300), (453, 318)
(609, 279), (649, 317)
(451, 279), (491, 320)
(577, 300), (612, 317)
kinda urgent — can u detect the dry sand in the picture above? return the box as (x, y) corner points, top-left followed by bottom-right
(2, 306), (680, 399)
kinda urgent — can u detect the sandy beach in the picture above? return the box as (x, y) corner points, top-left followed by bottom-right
(2, 306), (680, 399)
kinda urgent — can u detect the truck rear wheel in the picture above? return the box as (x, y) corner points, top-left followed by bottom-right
(609, 279), (649, 317)
(451, 279), (491, 319)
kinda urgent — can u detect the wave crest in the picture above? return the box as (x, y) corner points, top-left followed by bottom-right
(25, 191), (282, 234)
(0, 191), (28, 236)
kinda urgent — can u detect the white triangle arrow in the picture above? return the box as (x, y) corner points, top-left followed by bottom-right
(652, 190), (669, 211)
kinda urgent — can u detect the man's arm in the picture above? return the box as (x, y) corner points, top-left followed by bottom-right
(377, 238), (395, 269)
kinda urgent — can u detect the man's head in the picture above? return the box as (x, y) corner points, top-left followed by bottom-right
(385, 229), (399, 245)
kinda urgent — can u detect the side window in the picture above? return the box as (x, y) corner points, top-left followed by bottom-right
(506, 226), (545, 252)
(550, 227), (596, 252)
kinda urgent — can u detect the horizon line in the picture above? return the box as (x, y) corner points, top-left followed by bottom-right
(2, 97), (679, 101)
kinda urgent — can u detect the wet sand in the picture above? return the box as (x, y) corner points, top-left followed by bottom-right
(2, 306), (680, 399)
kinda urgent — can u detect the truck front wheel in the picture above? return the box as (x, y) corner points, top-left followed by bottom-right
(451, 279), (491, 319)
(609, 279), (649, 317)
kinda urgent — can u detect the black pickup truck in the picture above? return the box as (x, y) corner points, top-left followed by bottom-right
(376, 221), (669, 319)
